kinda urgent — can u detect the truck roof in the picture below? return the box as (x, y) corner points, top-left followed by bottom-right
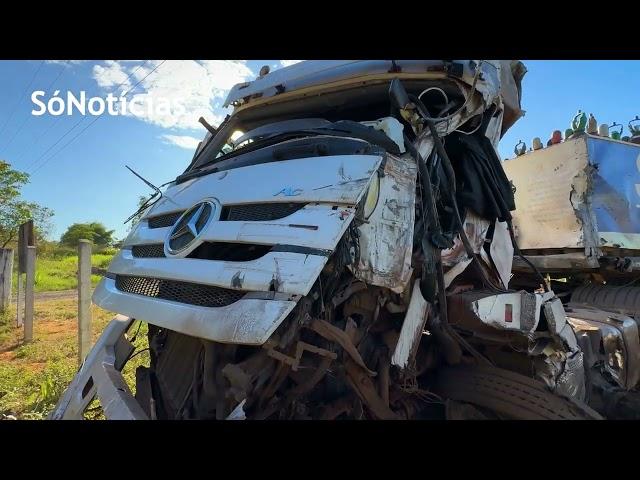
(224, 60), (483, 107)
(223, 60), (526, 136)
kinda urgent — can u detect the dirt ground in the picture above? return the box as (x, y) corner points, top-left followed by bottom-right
(0, 298), (149, 419)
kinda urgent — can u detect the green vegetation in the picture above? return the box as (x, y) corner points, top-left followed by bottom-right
(0, 300), (149, 419)
(0, 160), (138, 419)
(11, 251), (115, 293)
(0, 160), (53, 248)
(60, 222), (115, 248)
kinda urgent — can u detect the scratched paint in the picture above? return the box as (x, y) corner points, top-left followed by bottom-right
(505, 135), (640, 253)
(350, 154), (417, 293)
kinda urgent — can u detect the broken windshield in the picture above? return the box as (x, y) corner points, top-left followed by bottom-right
(186, 118), (402, 179)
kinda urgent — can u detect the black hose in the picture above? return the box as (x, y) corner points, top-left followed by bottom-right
(422, 116), (506, 293)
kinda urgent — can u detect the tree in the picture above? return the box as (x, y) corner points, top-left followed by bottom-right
(60, 222), (115, 248)
(0, 160), (54, 248)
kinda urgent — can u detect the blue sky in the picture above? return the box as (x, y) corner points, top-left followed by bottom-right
(0, 60), (638, 241)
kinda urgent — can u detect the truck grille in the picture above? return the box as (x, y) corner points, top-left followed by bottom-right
(221, 203), (306, 221)
(115, 275), (245, 307)
(148, 211), (183, 228)
(131, 242), (272, 261)
(146, 203), (306, 228)
(131, 244), (166, 258)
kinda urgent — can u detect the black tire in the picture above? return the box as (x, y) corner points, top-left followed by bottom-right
(433, 365), (603, 420)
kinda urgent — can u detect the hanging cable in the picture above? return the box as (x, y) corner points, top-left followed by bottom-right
(2, 62), (66, 154)
(25, 60), (150, 174)
(13, 62), (69, 165)
(0, 60), (45, 148)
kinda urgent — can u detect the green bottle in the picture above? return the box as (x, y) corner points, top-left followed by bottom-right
(564, 128), (574, 140)
(629, 116), (640, 136)
(610, 122), (623, 140)
(514, 140), (526, 156)
(572, 110), (587, 133)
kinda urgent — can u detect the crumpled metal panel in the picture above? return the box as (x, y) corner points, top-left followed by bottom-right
(587, 136), (640, 250)
(496, 60), (526, 136)
(441, 209), (490, 267)
(555, 351), (586, 402)
(391, 280), (429, 369)
(145, 154), (382, 220)
(49, 315), (147, 420)
(447, 289), (555, 333)
(504, 137), (593, 251)
(349, 154), (417, 293)
(505, 135), (640, 259)
(413, 79), (512, 288)
(97, 154), (381, 345)
(544, 298), (579, 352)
(567, 307), (640, 390)
(108, 245), (328, 296)
(94, 278), (298, 345)
(490, 220), (514, 289)
(223, 60), (503, 110)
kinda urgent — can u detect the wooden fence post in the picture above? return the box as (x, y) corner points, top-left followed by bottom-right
(78, 239), (92, 365)
(24, 246), (35, 342)
(0, 248), (13, 312)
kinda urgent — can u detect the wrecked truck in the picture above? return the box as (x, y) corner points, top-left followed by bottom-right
(505, 134), (640, 418)
(51, 60), (602, 420)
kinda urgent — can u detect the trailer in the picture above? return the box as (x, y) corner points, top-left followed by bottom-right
(505, 134), (640, 279)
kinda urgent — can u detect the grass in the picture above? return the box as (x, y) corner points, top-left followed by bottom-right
(11, 253), (114, 293)
(0, 299), (149, 420)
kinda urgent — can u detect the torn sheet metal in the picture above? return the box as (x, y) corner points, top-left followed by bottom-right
(146, 154), (383, 219)
(555, 351), (586, 401)
(49, 315), (148, 420)
(490, 220), (514, 289)
(108, 248), (328, 296)
(442, 209), (490, 267)
(567, 307), (640, 390)
(447, 289), (555, 333)
(224, 60), (504, 112)
(98, 155), (382, 347)
(504, 135), (640, 261)
(226, 400), (247, 420)
(543, 298), (579, 352)
(391, 279), (429, 370)
(496, 60), (526, 135)
(94, 277), (298, 345)
(534, 348), (586, 402)
(503, 136), (594, 251)
(587, 136), (640, 250)
(361, 117), (405, 154)
(350, 154), (417, 293)
(441, 209), (492, 288)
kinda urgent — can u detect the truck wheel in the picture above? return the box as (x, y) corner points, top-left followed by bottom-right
(433, 365), (603, 420)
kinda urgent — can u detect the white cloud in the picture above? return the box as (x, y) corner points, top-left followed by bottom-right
(91, 60), (254, 130)
(92, 60), (131, 91)
(45, 60), (87, 67)
(161, 134), (202, 150)
(280, 60), (302, 67)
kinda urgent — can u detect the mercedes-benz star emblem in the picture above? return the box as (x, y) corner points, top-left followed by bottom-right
(164, 200), (216, 257)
